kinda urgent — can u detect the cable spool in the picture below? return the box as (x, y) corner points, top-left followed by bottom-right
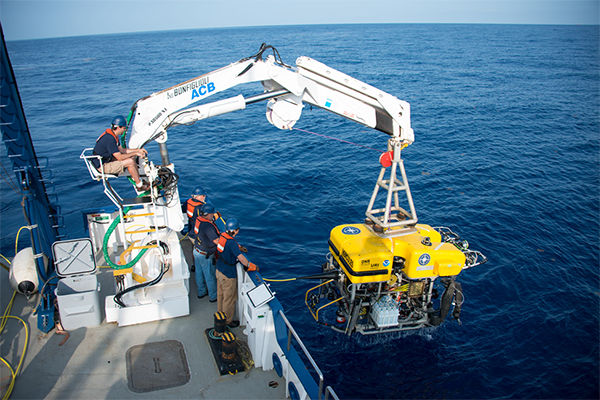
(221, 332), (237, 361)
(214, 312), (227, 336)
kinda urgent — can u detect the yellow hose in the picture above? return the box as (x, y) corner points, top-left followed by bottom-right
(14, 226), (27, 256)
(0, 291), (28, 400)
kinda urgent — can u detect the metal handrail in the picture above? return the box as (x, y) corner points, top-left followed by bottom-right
(278, 309), (338, 400)
(325, 386), (340, 400)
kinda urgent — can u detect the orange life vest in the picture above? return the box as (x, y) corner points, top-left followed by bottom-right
(194, 215), (219, 236)
(186, 198), (204, 218)
(217, 232), (234, 253)
(96, 128), (119, 145)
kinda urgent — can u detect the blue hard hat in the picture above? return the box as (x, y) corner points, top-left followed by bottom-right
(111, 115), (128, 127)
(225, 218), (240, 232)
(191, 186), (207, 197)
(201, 203), (215, 214)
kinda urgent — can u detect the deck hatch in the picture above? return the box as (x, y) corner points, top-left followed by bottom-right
(126, 340), (190, 393)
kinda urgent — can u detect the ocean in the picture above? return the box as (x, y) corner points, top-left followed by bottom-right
(1, 24), (598, 399)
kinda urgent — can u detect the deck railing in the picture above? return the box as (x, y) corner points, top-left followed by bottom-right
(278, 310), (339, 400)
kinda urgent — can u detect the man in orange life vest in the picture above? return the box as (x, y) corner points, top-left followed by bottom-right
(216, 218), (257, 328)
(92, 116), (150, 192)
(181, 186), (207, 272)
(193, 203), (220, 302)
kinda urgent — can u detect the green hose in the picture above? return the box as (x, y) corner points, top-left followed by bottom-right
(102, 205), (149, 270)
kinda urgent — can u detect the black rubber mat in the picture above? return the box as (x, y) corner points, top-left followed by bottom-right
(126, 340), (190, 393)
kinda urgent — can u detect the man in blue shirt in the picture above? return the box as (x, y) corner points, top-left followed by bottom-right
(193, 203), (220, 301)
(215, 218), (256, 328)
(92, 116), (150, 192)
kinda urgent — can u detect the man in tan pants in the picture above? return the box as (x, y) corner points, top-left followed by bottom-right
(215, 218), (257, 328)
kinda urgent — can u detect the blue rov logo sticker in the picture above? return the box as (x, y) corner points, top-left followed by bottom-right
(383, 259), (390, 267)
(341, 226), (361, 235)
(418, 254), (431, 266)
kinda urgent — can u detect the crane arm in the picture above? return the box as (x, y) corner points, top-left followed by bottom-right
(127, 44), (413, 149)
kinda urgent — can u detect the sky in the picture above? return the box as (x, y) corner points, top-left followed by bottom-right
(0, 0), (599, 41)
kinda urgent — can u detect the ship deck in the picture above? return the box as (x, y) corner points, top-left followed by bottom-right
(0, 261), (288, 399)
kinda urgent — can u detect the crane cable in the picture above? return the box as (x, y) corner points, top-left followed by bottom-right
(292, 127), (385, 153)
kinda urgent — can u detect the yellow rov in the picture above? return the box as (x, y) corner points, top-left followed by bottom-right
(306, 139), (487, 335)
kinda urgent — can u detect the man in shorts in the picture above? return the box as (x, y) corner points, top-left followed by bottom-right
(92, 115), (150, 192)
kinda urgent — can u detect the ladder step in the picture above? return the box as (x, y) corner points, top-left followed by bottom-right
(122, 196), (153, 206)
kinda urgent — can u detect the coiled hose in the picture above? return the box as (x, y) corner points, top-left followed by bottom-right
(102, 205), (148, 270)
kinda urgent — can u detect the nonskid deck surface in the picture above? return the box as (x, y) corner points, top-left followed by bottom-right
(0, 261), (287, 399)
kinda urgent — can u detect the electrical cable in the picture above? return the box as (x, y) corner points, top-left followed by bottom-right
(114, 260), (168, 308)
(0, 293), (29, 400)
(262, 277), (296, 282)
(113, 240), (170, 308)
(14, 226), (28, 256)
(0, 254), (11, 272)
(1, 291), (16, 332)
(155, 167), (179, 205)
(29, 275), (61, 317)
(240, 43), (291, 68)
(0, 316), (28, 400)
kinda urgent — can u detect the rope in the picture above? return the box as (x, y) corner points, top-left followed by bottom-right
(236, 338), (255, 375)
(292, 127), (384, 153)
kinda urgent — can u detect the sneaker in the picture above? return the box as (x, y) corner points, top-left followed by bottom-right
(137, 181), (151, 192)
(197, 293), (207, 299)
(209, 298), (217, 303)
(227, 320), (240, 328)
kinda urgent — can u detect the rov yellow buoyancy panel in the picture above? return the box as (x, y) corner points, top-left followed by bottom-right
(328, 224), (393, 283)
(329, 224), (466, 283)
(392, 227), (466, 279)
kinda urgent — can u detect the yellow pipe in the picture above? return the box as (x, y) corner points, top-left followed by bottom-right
(305, 279), (338, 321)
(313, 297), (344, 321)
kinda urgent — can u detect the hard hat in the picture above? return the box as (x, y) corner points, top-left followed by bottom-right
(191, 186), (207, 197)
(111, 115), (128, 127)
(201, 203), (215, 214)
(225, 218), (240, 232)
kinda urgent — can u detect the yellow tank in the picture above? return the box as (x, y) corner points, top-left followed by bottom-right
(329, 224), (466, 283)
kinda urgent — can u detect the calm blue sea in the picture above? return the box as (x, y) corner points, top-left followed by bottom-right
(2, 24), (599, 399)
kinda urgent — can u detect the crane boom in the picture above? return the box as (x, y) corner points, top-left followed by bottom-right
(127, 44), (413, 149)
